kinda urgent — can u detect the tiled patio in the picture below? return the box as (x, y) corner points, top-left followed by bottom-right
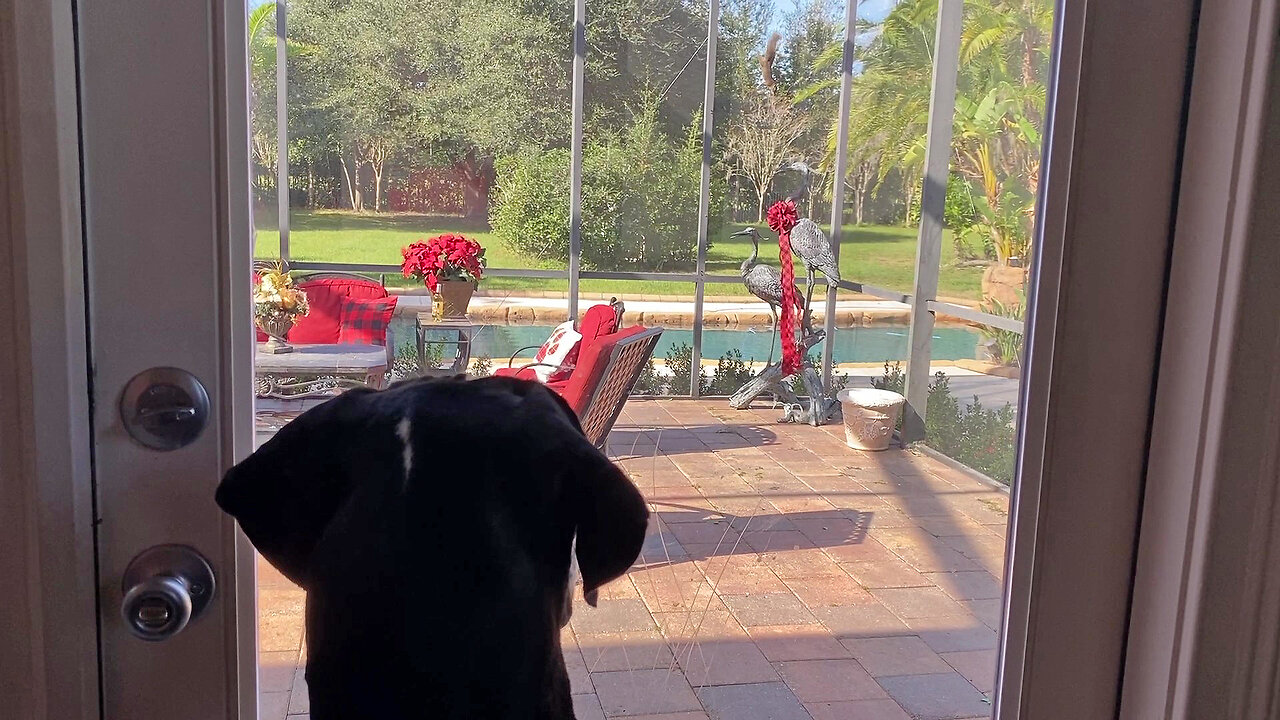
(258, 399), (1009, 720)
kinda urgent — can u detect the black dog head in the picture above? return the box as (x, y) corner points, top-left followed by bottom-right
(216, 373), (648, 613)
(218, 376), (649, 716)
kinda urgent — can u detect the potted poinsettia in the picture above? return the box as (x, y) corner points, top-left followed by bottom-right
(402, 233), (486, 318)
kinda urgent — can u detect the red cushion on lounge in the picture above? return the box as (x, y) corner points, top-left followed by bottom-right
(337, 296), (398, 346)
(555, 325), (647, 416)
(579, 304), (618, 342)
(494, 366), (540, 380)
(288, 276), (388, 344)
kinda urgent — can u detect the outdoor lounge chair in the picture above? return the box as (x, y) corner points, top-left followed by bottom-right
(496, 300), (663, 448)
(255, 271), (397, 363)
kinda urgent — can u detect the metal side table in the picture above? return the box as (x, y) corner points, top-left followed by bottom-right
(415, 315), (478, 376)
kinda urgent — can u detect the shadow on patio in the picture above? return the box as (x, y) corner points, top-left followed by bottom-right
(256, 398), (1009, 720)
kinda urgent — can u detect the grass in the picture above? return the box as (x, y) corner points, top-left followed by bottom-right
(253, 208), (984, 300)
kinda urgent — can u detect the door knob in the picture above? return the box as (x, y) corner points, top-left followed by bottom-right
(120, 367), (210, 450)
(120, 545), (216, 641)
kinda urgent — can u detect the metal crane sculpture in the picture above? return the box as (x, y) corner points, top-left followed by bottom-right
(785, 162), (841, 327)
(732, 226), (807, 365)
(727, 200), (841, 427)
(790, 218), (840, 302)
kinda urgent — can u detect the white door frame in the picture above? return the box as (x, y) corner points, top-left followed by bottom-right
(2, 0), (256, 718)
(1122, 0), (1280, 716)
(997, 0), (1200, 713)
(73, 0), (257, 716)
(0, 0), (99, 718)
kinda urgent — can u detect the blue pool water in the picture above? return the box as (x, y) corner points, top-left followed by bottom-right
(393, 319), (982, 364)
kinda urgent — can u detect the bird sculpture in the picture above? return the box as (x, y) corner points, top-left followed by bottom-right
(786, 162), (841, 319)
(733, 227), (806, 366)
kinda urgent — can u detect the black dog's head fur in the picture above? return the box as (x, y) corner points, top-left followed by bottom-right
(217, 376), (649, 719)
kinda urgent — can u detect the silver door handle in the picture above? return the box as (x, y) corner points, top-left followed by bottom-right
(120, 545), (216, 641)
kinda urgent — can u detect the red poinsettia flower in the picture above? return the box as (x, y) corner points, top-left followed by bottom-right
(401, 234), (487, 293)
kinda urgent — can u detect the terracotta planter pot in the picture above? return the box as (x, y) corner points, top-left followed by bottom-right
(436, 279), (476, 318)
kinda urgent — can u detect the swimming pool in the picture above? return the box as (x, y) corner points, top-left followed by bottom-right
(393, 319), (983, 364)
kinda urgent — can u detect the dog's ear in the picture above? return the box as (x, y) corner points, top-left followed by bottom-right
(215, 390), (373, 589)
(565, 438), (649, 606)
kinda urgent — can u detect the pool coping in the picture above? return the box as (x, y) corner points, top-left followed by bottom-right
(389, 292), (988, 329)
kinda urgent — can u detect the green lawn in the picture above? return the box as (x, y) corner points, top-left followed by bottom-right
(253, 209), (983, 300)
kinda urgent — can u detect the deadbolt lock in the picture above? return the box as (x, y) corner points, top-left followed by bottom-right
(120, 368), (210, 451)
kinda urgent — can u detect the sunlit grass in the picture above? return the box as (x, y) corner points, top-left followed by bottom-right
(253, 208), (983, 300)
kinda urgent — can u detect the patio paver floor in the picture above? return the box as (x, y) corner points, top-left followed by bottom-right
(256, 398), (1009, 719)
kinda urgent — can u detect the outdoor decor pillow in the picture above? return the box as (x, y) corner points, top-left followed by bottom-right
(337, 296), (398, 346)
(533, 321), (582, 383)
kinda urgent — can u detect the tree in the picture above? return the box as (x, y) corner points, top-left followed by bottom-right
(723, 91), (809, 221)
(274, 0), (742, 218)
(248, 3), (280, 199)
(722, 28), (815, 222)
(492, 104), (724, 271)
(802, 0), (1051, 250)
(848, 156), (878, 225)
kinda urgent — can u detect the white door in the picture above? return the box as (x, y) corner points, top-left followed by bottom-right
(76, 0), (256, 717)
(46, 0), (1253, 718)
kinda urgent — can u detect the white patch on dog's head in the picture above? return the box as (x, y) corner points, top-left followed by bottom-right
(561, 532), (579, 627)
(396, 416), (412, 489)
(568, 533), (579, 587)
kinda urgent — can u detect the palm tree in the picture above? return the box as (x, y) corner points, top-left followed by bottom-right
(799, 0), (1051, 258)
(248, 3), (281, 196)
(247, 3), (314, 202)
(799, 0), (938, 216)
(248, 3), (278, 78)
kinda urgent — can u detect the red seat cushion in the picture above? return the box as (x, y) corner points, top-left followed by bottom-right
(289, 276), (388, 344)
(555, 325), (647, 416)
(494, 367), (540, 380)
(538, 303), (617, 384)
(579, 304), (619, 342)
(337, 296), (398, 346)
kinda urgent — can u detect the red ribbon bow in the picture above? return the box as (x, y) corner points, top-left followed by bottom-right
(766, 200), (802, 375)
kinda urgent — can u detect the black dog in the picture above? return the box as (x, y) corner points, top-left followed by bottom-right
(217, 376), (649, 719)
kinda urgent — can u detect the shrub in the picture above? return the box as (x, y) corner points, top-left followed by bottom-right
(872, 362), (1017, 484)
(706, 349), (755, 395)
(388, 341), (443, 382)
(491, 104), (726, 271)
(489, 149), (572, 263)
(632, 359), (663, 395)
(470, 355), (493, 378)
(908, 174), (978, 234)
(785, 352), (850, 394)
(958, 195), (1033, 264)
(871, 360), (906, 394)
(979, 295), (1025, 366)
(663, 342), (708, 396)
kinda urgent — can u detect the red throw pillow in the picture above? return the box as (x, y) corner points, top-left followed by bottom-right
(337, 296), (398, 346)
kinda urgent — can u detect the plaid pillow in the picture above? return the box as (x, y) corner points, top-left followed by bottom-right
(337, 296), (398, 346)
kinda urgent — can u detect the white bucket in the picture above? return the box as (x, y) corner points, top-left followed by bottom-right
(837, 388), (906, 451)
